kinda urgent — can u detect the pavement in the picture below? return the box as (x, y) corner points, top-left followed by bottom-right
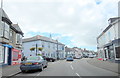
(87, 58), (120, 74)
(1, 58), (119, 77)
(2, 65), (21, 77)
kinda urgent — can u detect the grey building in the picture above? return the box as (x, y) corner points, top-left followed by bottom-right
(0, 8), (23, 65)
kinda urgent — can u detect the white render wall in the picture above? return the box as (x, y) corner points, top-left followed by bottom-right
(98, 20), (119, 47)
(22, 40), (65, 59)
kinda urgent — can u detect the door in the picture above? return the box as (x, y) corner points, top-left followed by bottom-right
(8, 48), (12, 65)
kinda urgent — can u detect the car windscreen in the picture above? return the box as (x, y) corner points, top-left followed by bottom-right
(68, 56), (73, 58)
(27, 56), (41, 61)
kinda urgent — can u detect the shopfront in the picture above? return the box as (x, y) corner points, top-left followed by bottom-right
(12, 48), (21, 65)
(2, 44), (13, 65)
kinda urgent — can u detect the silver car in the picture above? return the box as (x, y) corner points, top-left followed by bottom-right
(20, 56), (48, 73)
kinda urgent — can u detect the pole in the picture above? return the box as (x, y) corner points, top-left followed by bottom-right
(36, 44), (38, 56)
(0, 0), (3, 37)
(57, 40), (59, 60)
(1, 0), (3, 8)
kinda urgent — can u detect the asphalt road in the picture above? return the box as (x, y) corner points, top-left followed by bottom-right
(16, 58), (118, 77)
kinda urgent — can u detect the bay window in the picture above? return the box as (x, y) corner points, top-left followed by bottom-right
(4, 22), (10, 39)
(9, 30), (14, 43)
(0, 21), (4, 37)
(16, 34), (22, 44)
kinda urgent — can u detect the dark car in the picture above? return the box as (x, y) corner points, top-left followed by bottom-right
(45, 57), (57, 62)
(20, 56), (48, 73)
(66, 56), (74, 61)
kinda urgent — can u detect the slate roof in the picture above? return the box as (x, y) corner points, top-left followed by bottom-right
(12, 24), (24, 35)
(23, 35), (65, 45)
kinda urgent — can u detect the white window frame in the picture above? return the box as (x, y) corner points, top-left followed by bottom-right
(4, 22), (10, 39)
(16, 34), (22, 44)
(0, 46), (4, 63)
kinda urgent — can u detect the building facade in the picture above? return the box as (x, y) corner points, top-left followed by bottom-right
(0, 8), (23, 65)
(22, 35), (65, 59)
(97, 17), (120, 62)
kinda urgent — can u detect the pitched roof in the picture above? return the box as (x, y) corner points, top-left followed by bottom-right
(23, 35), (65, 45)
(0, 8), (12, 25)
(12, 24), (24, 35)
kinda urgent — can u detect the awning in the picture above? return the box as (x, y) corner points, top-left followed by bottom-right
(3, 44), (13, 48)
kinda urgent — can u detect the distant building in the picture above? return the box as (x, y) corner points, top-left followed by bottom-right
(0, 8), (23, 65)
(22, 35), (65, 59)
(65, 47), (83, 58)
(97, 17), (120, 62)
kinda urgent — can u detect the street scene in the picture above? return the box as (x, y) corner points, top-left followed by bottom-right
(0, 0), (120, 78)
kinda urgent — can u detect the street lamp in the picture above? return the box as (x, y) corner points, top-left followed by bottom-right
(56, 40), (59, 60)
(36, 43), (38, 56)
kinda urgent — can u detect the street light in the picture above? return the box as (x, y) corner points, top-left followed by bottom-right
(36, 43), (38, 56)
(0, 0), (3, 28)
(56, 40), (59, 60)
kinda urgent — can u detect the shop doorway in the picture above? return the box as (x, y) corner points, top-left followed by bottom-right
(8, 48), (12, 65)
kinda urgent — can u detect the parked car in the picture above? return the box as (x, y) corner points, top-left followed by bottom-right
(20, 56), (48, 73)
(45, 57), (57, 62)
(66, 56), (74, 61)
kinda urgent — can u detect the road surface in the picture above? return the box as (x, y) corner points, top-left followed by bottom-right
(16, 58), (118, 77)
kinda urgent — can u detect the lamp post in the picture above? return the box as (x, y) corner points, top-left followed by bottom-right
(56, 40), (59, 60)
(36, 43), (38, 56)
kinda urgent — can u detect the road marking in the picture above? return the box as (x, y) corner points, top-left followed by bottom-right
(36, 73), (41, 76)
(71, 65), (74, 70)
(76, 73), (80, 76)
(76, 73), (82, 78)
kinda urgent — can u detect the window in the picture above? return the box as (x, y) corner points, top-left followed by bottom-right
(0, 21), (4, 37)
(4, 23), (10, 39)
(48, 42), (50, 48)
(115, 47), (120, 58)
(9, 30), (13, 43)
(16, 34), (22, 44)
(62, 46), (64, 50)
(12, 51), (19, 61)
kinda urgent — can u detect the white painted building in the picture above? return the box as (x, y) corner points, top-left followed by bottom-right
(97, 17), (120, 62)
(22, 35), (65, 59)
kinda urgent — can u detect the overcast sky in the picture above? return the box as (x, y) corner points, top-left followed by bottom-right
(2, 0), (119, 51)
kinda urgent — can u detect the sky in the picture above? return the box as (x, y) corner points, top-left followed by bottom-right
(2, 0), (119, 51)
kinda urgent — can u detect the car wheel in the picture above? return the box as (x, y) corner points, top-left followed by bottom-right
(52, 60), (54, 62)
(21, 70), (26, 73)
(40, 66), (44, 71)
(44, 65), (47, 68)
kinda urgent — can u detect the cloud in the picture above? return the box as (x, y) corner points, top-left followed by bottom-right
(3, 0), (119, 50)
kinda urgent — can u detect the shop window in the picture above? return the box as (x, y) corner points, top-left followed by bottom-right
(13, 51), (19, 61)
(115, 47), (120, 58)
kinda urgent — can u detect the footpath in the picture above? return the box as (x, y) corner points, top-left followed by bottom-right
(87, 58), (120, 74)
(1, 65), (21, 77)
